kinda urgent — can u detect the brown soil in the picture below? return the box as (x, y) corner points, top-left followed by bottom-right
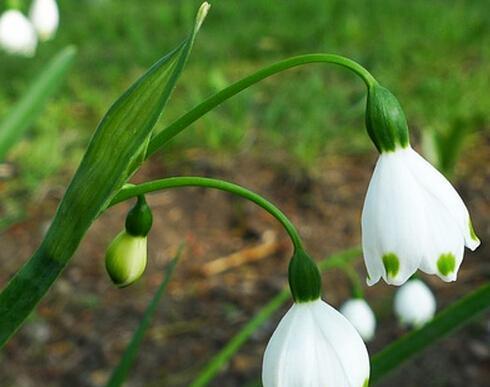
(0, 138), (489, 387)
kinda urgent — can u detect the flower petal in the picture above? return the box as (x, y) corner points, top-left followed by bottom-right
(405, 147), (480, 250)
(312, 300), (370, 387)
(362, 151), (426, 285)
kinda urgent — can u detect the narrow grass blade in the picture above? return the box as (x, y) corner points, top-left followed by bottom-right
(371, 281), (490, 384)
(0, 4), (209, 348)
(190, 247), (361, 387)
(105, 249), (182, 387)
(0, 46), (76, 161)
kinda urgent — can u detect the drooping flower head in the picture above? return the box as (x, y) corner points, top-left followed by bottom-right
(340, 298), (376, 342)
(0, 10), (37, 56)
(263, 299), (370, 387)
(105, 195), (153, 287)
(361, 83), (480, 286)
(394, 278), (436, 327)
(29, 0), (59, 41)
(262, 250), (370, 387)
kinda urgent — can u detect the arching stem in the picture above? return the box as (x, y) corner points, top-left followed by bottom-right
(146, 53), (377, 158)
(110, 177), (304, 252)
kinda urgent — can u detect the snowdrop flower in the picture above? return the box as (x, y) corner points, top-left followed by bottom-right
(105, 195), (152, 287)
(29, 0), (59, 41)
(263, 298), (370, 387)
(0, 10), (37, 56)
(361, 83), (480, 286)
(263, 249), (370, 387)
(394, 279), (436, 327)
(340, 298), (376, 341)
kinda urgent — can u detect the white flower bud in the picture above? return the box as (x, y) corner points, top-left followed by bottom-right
(105, 231), (147, 288)
(394, 279), (436, 327)
(262, 298), (370, 387)
(340, 298), (376, 342)
(362, 146), (480, 286)
(29, 0), (59, 41)
(0, 10), (37, 57)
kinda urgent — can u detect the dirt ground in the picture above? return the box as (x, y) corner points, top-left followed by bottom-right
(0, 136), (489, 386)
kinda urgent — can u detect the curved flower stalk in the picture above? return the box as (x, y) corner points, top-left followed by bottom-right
(340, 298), (376, 342)
(29, 0), (59, 41)
(394, 278), (436, 327)
(361, 84), (480, 286)
(0, 10), (37, 56)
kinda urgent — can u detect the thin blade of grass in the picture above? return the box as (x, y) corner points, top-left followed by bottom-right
(190, 247), (361, 387)
(371, 281), (490, 384)
(105, 248), (182, 387)
(0, 46), (76, 161)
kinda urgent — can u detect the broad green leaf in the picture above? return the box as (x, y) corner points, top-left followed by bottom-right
(0, 46), (76, 161)
(190, 247), (361, 387)
(371, 281), (490, 383)
(106, 248), (181, 387)
(0, 3), (210, 348)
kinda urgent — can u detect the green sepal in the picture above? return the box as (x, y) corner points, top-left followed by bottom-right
(288, 249), (322, 303)
(125, 195), (153, 237)
(365, 83), (410, 153)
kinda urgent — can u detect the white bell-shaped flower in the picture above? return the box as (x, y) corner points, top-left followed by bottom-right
(0, 10), (37, 56)
(262, 298), (370, 387)
(340, 298), (376, 342)
(394, 279), (436, 327)
(362, 146), (480, 286)
(29, 0), (59, 41)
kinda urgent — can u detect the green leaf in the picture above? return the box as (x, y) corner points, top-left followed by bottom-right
(0, 46), (76, 161)
(190, 247), (361, 387)
(0, 3), (209, 348)
(105, 248), (182, 387)
(371, 282), (490, 383)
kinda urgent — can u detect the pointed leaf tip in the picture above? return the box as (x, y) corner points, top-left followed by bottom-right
(195, 2), (211, 32)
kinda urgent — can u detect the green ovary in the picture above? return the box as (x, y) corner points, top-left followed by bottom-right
(437, 253), (456, 276)
(363, 378), (370, 387)
(382, 253), (399, 278)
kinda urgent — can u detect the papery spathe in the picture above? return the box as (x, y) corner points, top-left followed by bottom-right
(362, 146), (480, 286)
(29, 0), (59, 41)
(262, 298), (370, 387)
(0, 10), (37, 56)
(394, 279), (436, 327)
(340, 298), (376, 342)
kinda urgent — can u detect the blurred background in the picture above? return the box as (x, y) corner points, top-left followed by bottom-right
(0, 0), (488, 386)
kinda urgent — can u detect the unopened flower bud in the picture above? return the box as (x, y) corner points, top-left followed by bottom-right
(29, 0), (59, 41)
(340, 298), (376, 342)
(105, 231), (147, 288)
(394, 279), (436, 327)
(105, 195), (153, 287)
(0, 10), (37, 57)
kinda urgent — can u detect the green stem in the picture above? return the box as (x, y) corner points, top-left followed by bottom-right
(110, 177), (304, 251)
(340, 264), (364, 299)
(146, 53), (377, 157)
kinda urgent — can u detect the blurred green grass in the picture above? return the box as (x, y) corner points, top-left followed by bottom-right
(0, 0), (489, 196)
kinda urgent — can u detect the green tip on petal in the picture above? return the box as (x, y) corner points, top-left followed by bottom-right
(469, 219), (479, 242)
(382, 253), (400, 278)
(363, 378), (370, 387)
(437, 253), (456, 277)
